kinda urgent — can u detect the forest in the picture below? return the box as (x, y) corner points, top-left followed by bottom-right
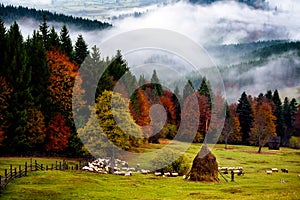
(0, 15), (300, 157)
(0, 4), (111, 31)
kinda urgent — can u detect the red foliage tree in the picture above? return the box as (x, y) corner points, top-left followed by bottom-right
(45, 114), (70, 152)
(47, 50), (79, 114)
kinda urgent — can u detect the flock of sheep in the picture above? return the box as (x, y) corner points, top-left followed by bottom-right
(82, 158), (150, 176)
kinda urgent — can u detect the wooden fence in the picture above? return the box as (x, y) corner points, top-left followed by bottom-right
(0, 159), (89, 192)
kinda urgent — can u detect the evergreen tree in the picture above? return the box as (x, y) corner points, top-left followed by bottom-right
(49, 26), (59, 49)
(74, 34), (89, 66)
(198, 77), (212, 106)
(106, 50), (129, 83)
(150, 70), (163, 96)
(182, 80), (194, 101)
(272, 89), (285, 140)
(59, 24), (73, 59)
(265, 90), (273, 100)
(26, 30), (50, 114)
(4, 22), (34, 153)
(0, 18), (6, 76)
(39, 13), (49, 49)
(236, 92), (253, 144)
(138, 75), (146, 86)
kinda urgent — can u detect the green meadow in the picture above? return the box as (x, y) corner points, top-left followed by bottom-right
(0, 144), (299, 200)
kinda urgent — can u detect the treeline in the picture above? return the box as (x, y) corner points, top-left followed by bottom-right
(0, 17), (118, 156)
(0, 4), (111, 31)
(0, 18), (300, 157)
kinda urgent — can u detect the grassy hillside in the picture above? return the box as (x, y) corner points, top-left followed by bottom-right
(0, 144), (299, 199)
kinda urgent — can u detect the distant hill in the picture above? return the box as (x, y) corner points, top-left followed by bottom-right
(188, 0), (267, 9)
(0, 4), (111, 31)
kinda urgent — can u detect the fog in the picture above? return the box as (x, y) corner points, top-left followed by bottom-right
(4, 0), (300, 103)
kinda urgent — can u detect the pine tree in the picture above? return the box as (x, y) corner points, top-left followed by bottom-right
(150, 70), (163, 96)
(26, 30), (50, 114)
(272, 89), (285, 140)
(182, 80), (194, 101)
(39, 13), (49, 49)
(0, 18), (6, 76)
(236, 92), (253, 144)
(4, 22), (35, 153)
(74, 34), (89, 66)
(59, 24), (73, 59)
(49, 26), (59, 49)
(198, 77), (212, 106)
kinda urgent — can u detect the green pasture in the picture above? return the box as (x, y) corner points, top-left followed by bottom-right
(0, 144), (299, 199)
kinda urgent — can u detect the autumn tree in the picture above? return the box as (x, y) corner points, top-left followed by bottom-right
(47, 50), (79, 114)
(250, 103), (277, 153)
(0, 76), (13, 147)
(220, 103), (241, 148)
(96, 91), (143, 150)
(45, 114), (71, 153)
(294, 105), (300, 136)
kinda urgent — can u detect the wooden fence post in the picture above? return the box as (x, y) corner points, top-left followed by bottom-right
(10, 165), (12, 179)
(4, 169), (7, 182)
(59, 162), (61, 170)
(25, 162), (27, 176)
(35, 160), (38, 171)
(30, 158), (32, 172)
(56, 161), (58, 170)
(19, 165), (21, 178)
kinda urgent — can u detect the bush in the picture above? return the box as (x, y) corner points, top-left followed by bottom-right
(289, 136), (300, 149)
(151, 150), (190, 175)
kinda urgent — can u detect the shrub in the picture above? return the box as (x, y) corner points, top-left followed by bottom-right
(151, 150), (190, 175)
(289, 136), (300, 149)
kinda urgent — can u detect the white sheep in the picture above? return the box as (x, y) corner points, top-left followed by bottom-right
(266, 170), (272, 174)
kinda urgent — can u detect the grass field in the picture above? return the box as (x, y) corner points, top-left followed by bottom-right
(0, 144), (300, 199)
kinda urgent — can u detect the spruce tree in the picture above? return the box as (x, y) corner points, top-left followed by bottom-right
(198, 77), (212, 106)
(183, 80), (195, 101)
(0, 18), (6, 76)
(74, 34), (89, 66)
(39, 13), (49, 49)
(49, 26), (60, 49)
(272, 89), (285, 140)
(59, 24), (73, 59)
(5, 22), (34, 153)
(150, 69), (163, 96)
(236, 92), (253, 145)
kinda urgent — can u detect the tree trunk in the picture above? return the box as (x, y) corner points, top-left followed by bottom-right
(258, 145), (262, 153)
(225, 138), (228, 149)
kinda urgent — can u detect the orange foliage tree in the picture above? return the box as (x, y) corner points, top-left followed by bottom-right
(47, 50), (79, 114)
(45, 114), (70, 152)
(250, 102), (277, 153)
(0, 76), (13, 146)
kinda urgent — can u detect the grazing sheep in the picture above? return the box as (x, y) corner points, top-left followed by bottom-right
(155, 172), (162, 176)
(266, 170), (273, 175)
(281, 168), (288, 173)
(171, 173), (179, 177)
(271, 168), (278, 172)
(164, 172), (171, 176)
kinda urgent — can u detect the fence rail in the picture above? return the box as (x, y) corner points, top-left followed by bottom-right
(0, 159), (89, 192)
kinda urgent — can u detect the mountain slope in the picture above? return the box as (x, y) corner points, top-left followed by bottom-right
(0, 4), (111, 31)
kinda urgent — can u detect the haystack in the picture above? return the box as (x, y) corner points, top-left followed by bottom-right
(189, 145), (219, 182)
